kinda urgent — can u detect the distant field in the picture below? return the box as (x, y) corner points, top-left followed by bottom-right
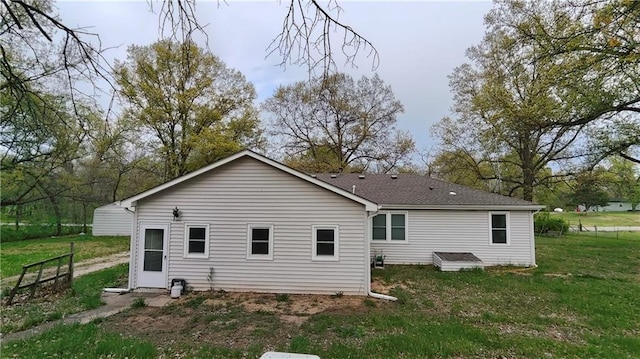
(549, 211), (639, 227)
(0, 235), (129, 278)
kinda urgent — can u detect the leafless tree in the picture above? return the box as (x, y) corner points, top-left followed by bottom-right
(1, 0), (113, 107)
(267, 0), (378, 75)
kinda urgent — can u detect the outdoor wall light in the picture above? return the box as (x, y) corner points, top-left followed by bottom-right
(172, 207), (181, 219)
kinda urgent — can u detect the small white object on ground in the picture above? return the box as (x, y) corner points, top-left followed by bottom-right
(259, 352), (321, 359)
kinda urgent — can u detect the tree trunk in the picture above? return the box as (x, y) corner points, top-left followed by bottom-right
(521, 146), (535, 202)
(82, 202), (87, 233)
(48, 194), (62, 236)
(15, 204), (21, 230)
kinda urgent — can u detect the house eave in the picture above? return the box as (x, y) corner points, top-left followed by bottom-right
(379, 204), (545, 211)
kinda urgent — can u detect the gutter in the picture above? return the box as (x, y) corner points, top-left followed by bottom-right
(380, 204), (545, 211)
(365, 211), (397, 301)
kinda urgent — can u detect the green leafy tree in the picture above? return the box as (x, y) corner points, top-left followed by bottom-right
(429, 149), (496, 193)
(263, 73), (414, 173)
(569, 170), (610, 212)
(1, 87), (93, 233)
(489, 0), (640, 163)
(604, 157), (640, 211)
(114, 40), (263, 180)
(629, 183), (640, 212)
(433, 0), (640, 201)
(432, 26), (581, 201)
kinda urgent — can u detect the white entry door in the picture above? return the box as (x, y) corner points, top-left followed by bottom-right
(137, 224), (169, 288)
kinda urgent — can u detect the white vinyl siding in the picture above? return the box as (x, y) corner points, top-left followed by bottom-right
(370, 210), (535, 267)
(131, 157), (367, 295)
(92, 203), (132, 236)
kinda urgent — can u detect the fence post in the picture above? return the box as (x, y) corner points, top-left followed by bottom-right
(55, 256), (63, 286)
(7, 267), (28, 304)
(31, 263), (44, 298)
(67, 242), (74, 286)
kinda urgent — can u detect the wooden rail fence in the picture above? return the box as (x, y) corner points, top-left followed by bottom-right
(5, 242), (74, 305)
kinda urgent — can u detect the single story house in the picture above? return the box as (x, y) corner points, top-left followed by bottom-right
(578, 200), (634, 212)
(92, 202), (133, 236)
(119, 150), (542, 296)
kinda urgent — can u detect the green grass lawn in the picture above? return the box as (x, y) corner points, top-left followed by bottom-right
(3, 234), (639, 358)
(550, 211), (640, 227)
(0, 235), (129, 278)
(0, 264), (129, 335)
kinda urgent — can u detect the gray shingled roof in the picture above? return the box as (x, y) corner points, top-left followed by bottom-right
(314, 173), (538, 207)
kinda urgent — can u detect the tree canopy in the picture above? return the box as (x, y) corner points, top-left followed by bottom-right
(264, 73), (414, 173)
(114, 40), (263, 180)
(1, 0), (381, 230)
(432, 0), (640, 202)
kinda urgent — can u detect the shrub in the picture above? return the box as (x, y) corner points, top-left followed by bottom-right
(534, 212), (569, 234)
(131, 297), (147, 308)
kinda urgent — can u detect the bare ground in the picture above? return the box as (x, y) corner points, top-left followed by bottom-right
(101, 289), (389, 354)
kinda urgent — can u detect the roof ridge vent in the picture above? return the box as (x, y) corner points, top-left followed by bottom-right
(358, 175), (365, 179)
(391, 174), (398, 179)
(330, 174), (337, 179)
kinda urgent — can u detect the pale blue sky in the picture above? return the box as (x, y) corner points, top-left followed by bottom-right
(56, 1), (494, 153)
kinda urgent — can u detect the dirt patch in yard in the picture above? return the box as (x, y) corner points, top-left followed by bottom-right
(371, 279), (414, 294)
(102, 289), (378, 353)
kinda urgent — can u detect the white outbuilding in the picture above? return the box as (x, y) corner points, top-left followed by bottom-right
(92, 202), (133, 236)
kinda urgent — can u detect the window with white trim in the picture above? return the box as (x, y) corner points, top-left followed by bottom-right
(490, 213), (508, 244)
(184, 224), (209, 258)
(247, 224), (274, 260)
(312, 225), (339, 260)
(371, 212), (407, 241)
(372, 214), (386, 240)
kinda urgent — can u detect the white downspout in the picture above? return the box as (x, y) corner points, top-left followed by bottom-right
(529, 208), (542, 268)
(366, 210), (397, 301)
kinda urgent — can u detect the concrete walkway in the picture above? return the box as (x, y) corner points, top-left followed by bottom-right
(1, 290), (173, 343)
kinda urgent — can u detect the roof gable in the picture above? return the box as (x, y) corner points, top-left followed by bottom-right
(119, 150), (379, 211)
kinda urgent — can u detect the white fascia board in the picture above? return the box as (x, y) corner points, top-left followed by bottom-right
(380, 204), (545, 211)
(118, 150), (379, 211)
